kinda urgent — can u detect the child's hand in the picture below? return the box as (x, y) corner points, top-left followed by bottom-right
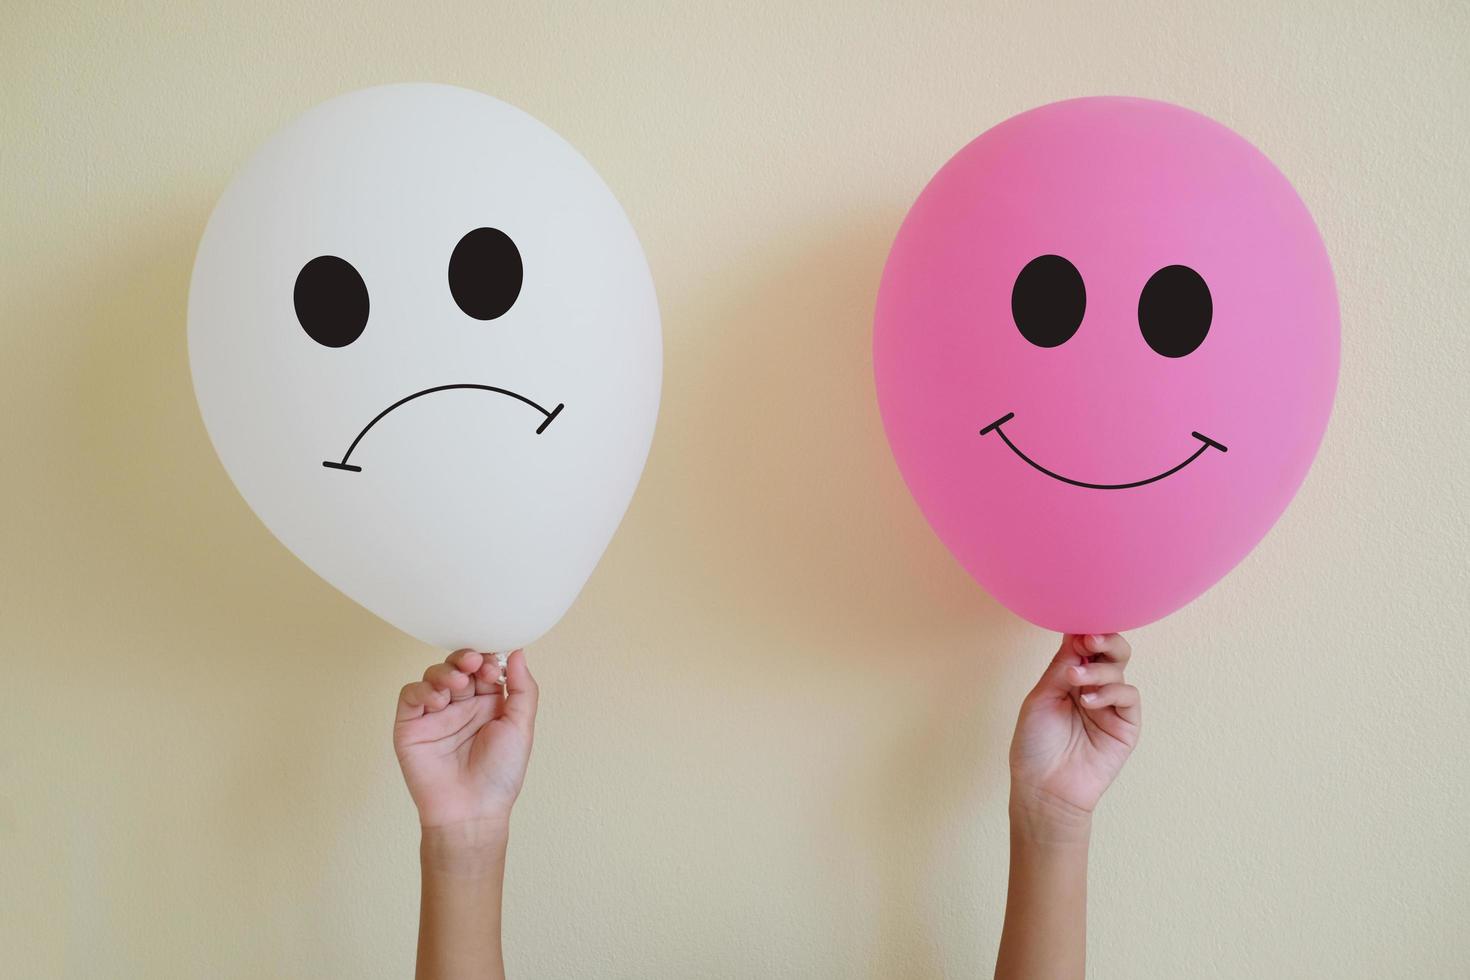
(393, 649), (538, 831)
(1008, 633), (1140, 833)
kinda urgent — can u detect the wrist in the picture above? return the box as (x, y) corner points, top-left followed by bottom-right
(420, 817), (511, 876)
(1009, 786), (1094, 848)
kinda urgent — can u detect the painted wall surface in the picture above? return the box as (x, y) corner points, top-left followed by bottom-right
(3, 2), (1466, 977)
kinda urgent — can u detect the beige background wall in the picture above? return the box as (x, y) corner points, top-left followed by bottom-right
(4, 2), (1468, 977)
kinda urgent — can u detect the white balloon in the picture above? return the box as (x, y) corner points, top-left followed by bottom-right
(188, 84), (661, 651)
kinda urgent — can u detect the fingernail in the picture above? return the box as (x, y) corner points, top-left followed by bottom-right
(1081, 692), (1098, 703)
(1089, 634), (1105, 648)
(1071, 665), (1087, 681)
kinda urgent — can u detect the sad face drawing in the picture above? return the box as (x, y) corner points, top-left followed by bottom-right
(189, 84), (661, 650)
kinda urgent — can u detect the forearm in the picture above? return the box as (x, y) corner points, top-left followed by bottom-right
(995, 795), (1091, 980)
(417, 819), (510, 980)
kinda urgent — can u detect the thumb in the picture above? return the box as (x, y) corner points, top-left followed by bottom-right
(501, 649), (539, 731)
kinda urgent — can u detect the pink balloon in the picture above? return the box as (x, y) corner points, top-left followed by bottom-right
(874, 98), (1338, 633)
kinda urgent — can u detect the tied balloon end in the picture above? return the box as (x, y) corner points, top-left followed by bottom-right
(493, 651), (509, 688)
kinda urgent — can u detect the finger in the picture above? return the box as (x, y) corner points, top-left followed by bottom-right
(1078, 683), (1141, 725)
(501, 650), (538, 730)
(1080, 632), (1131, 665)
(1031, 635), (1089, 698)
(447, 649), (485, 676)
(449, 649), (501, 696)
(395, 680), (450, 721)
(424, 661), (474, 701)
(1066, 660), (1126, 689)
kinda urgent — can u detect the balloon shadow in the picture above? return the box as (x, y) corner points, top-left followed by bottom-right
(19, 205), (411, 956)
(643, 210), (1031, 972)
(645, 211), (1012, 654)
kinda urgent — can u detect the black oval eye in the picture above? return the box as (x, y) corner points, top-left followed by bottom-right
(294, 256), (369, 348)
(448, 227), (523, 320)
(1011, 254), (1086, 348)
(1138, 265), (1212, 358)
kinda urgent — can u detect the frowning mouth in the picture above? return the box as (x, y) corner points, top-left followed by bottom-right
(979, 412), (1227, 490)
(322, 383), (563, 473)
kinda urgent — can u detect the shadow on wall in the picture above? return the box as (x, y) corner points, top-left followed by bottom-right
(650, 208), (1014, 654)
(25, 206), (400, 959)
(51, 211), (368, 647)
(647, 209), (1028, 975)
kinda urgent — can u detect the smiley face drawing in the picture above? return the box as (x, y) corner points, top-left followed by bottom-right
(189, 85), (661, 650)
(874, 98), (1339, 633)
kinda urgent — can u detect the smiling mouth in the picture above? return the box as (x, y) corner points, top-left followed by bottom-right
(979, 412), (1227, 490)
(322, 383), (563, 473)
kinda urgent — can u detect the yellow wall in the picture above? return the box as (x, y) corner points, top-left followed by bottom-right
(4, 2), (1467, 977)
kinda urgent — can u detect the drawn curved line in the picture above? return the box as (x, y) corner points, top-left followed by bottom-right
(323, 384), (564, 473)
(979, 412), (1226, 490)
